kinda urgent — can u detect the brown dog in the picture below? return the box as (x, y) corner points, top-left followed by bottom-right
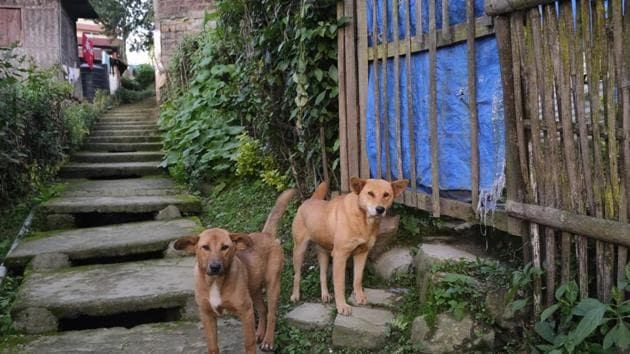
(174, 189), (295, 354)
(290, 177), (408, 315)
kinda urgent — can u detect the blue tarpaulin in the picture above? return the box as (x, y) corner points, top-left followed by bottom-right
(365, 0), (505, 201)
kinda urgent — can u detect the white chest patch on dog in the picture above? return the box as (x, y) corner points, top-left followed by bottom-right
(208, 283), (222, 314)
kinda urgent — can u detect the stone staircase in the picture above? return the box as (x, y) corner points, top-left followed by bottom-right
(2, 102), (252, 353)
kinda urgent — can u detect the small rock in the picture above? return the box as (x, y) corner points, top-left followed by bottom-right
(45, 214), (75, 230)
(285, 303), (334, 330)
(31, 253), (70, 272)
(410, 315), (430, 342)
(374, 247), (413, 280)
(414, 243), (479, 304)
(348, 288), (402, 309)
(368, 215), (400, 260)
(163, 240), (190, 258)
(13, 307), (58, 334)
(155, 205), (181, 221)
(332, 307), (394, 350)
(417, 313), (474, 354)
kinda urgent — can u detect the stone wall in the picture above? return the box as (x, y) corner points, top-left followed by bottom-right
(152, 0), (214, 99)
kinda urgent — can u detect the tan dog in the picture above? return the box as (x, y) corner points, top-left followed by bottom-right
(290, 177), (408, 315)
(174, 189), (295, 354)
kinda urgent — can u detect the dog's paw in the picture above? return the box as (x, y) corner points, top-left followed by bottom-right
(290, 293), (300, 303)
(353, 291), (368, 305)
(260, 341), (275, 352)
(337, 303), (352, 316)
(321, 292), (333, 303)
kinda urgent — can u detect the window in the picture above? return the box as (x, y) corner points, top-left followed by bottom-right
(0, 8), (22, 47)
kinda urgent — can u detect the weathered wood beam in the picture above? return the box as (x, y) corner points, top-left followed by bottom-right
(367, 16), (494, 60)
(506, 201), (630, 247)
(484, 0), (556, 16)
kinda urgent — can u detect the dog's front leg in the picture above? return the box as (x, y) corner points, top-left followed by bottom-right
(332, 248), (352, 315)
(199, 310), (219, 354)
(240, 306), (257, 354)
(352, 251), (369, 305)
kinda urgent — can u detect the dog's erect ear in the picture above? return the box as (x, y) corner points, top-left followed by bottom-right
(229, 233), (254, 251)
(173, 235), (199, 254)
(350, 177), (367, 195)
(391, 179), (409, 197)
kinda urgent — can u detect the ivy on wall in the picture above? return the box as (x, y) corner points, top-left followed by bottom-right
(159, 0), (346, 195)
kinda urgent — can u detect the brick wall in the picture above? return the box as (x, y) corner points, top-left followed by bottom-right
(153, 0), (214, 98)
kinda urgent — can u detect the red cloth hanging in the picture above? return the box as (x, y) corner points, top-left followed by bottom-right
(82, 33), (94, 70)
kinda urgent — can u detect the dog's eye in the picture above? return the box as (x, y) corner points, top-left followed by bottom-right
(221, 245), (229, 251)
(368, 191), (375, 197)
(383, 192), (390, 198)
(201, 245), (210, 251)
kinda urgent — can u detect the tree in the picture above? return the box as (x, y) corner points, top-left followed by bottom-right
(89, 0), (153, 61)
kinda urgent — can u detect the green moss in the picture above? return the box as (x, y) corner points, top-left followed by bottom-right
(0, 334), (35, 353)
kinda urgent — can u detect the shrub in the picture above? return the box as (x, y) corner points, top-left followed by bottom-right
(120, 76), (141, 91)
(0, 49), (107, 208)
(134, 64), (155, 88)
(114, 86), (153, 104)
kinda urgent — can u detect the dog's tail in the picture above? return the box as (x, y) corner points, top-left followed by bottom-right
(262, 189), (297, 237)
(310, 181), (328, 200)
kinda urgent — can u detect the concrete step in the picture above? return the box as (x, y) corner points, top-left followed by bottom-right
(5, 218), (202, 268)
(93, 124), (157, 130)
(97, 115), (156, 123)
(87, 136), (161, 144)
(84, 142), (162, 152)
(59, 162), (163, 178)
(41, 194), (201, 214)
(59, 177), (181, 197)
(11, 257), (195, 334)
(89, 129), (158, 137)
(71, 151), (163, 163)
(3, 320), (256, 353)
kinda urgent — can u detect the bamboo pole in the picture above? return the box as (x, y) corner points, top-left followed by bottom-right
(494, 15), (530, 261)
(405, 0), (418, 207)
(467, 0), (479, 213)
(381, 0), (392, 180)
(338, 2), (349, 191)
(393, 0), (404, 191)
(429, 0), (440, 217)
(372, 0), (382, 179)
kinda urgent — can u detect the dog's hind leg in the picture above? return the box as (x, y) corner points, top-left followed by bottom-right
(261, 253), (283, 351)
(252, 290), (267, 343)
(290, 214), (309, 303)
(316, 245), (332, 303)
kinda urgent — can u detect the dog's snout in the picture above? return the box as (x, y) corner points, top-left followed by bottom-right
(376, 206), (385, 215)
(207, 262), (222, 275)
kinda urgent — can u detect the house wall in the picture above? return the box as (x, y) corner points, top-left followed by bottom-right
(59, 4), (78, 68)
(153, 0), (214, 99)
(0, 0), (61, 68)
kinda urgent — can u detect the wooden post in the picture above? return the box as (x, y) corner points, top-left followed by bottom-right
(405, 0), (418, 207)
